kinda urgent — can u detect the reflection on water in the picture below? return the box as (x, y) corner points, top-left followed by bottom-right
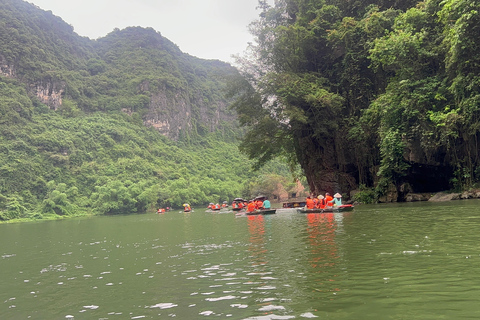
(247, 215), (267, 268)
(2, 201), (480, 319)
(305, 213), (340, 298)
(306, 213), (338, 268)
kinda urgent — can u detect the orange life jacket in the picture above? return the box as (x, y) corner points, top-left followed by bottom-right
(247, 202), (256, 212)
(306, 198), (315, 209)
(325, 195), (333, 206)
(318, 199), (326, 209)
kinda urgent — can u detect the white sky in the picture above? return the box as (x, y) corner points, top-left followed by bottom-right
(27, 0), (268, 64)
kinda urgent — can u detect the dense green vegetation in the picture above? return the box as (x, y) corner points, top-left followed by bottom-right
(0, 0), (297, 222)
(231, 0), (480, 201)
(5, 0), (478, 221)
(0, 77), (295, 221)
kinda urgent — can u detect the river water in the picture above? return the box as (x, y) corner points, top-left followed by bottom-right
(2, 200), (480, 319)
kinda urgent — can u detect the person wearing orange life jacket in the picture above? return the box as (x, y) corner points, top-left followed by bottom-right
(325, 193), (333, 206)
(317, 195), (327, 209)
(255, 199), (264, 209)
(305, 196), (315, 209)
(246, 200), (256, 213)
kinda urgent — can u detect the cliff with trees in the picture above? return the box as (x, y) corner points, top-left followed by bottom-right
(231, 0), (480, 202)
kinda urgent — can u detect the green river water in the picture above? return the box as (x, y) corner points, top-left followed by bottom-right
(2, 200), (480, 319)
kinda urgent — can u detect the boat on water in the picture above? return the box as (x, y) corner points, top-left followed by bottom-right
(246, 208), (277, 215)
(232, 198), (246, 211)
(296, 204), (354, 214)
(183, 203), (192, 212)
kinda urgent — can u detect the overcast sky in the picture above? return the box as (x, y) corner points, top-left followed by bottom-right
(27, 0), (268, 64)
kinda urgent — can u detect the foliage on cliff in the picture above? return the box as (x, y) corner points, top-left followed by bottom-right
(0, 0), (238, 141)
(231, 0), (480, 201)
(0, 74), (296, 221)
(0, 0), (296, 221)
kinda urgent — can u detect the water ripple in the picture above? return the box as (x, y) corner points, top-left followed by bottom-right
(149, 303), (178, 309)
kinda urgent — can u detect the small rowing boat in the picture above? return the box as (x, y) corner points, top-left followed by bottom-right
(296, 204), (354, 214)
(246, 209), (277, 215)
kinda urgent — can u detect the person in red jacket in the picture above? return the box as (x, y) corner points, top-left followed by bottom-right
(325, 193), (333, 207)
(313, 196), (319, 208)
(305, 196), (315, 209)
(317, 195), (326, 209)
(247, 200), (256, 213)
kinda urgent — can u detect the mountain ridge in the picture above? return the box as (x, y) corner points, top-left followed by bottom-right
(1, 0), (239, 141)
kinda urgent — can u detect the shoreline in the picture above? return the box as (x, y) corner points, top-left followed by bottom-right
(396, 190), (480, 203)
(2, 191), (479, 224)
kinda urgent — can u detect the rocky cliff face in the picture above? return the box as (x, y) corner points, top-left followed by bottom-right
(0, 55), (15, 77)
(1, 55), (64, 111)
(33, 81), (65, 110)
(139, 80), (234, 141)
(144, 88), (195, 140)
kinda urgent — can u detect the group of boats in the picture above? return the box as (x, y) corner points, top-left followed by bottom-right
(214, 198), (354, 216)
(166, 197), (354, 215)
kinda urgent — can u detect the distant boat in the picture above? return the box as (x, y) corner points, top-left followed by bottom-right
(246, 208), (276, 215)
(232, 198), (246, 211)
(183, 203), (192, 212)
(296, 204), (354, 214)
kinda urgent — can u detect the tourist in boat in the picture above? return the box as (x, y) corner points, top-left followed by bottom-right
(263, 198), (271, 209)
(317, 195), (326, 209)
(332, 193), (342, 206)
(183, 203), (191, 212)
(325, 193), (333, 206)
(255, 198), (264, 209)
(305, 195), (315, 209)
(247, 200), (256, 213)
(313, 196), (319, 208)
(207, 203), (214, 209)
(232, 200), (244, 210)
